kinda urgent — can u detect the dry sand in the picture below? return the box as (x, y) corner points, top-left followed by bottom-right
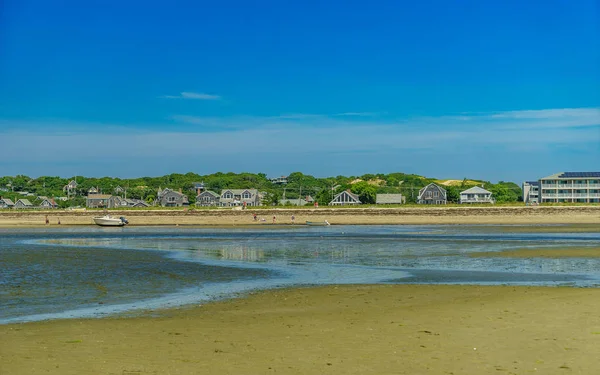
(1, 206), (599, 226)
(2, 285), (600, 375)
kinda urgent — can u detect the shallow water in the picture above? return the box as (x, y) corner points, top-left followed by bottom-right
(1, 225), (599, 323)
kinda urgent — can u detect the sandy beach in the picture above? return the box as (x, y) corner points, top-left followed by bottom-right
(1, 284), (599, 375)
(1, 205), (599, 226)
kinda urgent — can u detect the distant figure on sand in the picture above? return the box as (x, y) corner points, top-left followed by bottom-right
(45, 215), (49, 225)
(291, 215), (295, 224)
(57, 218), (61, 225)
(253, 213), (257, 221)
(273, 215), (276, 224)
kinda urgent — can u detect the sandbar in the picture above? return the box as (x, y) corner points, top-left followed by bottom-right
(1, 206), (599, 227)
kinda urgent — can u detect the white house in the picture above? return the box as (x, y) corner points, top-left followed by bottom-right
(459, 186), (495, 204)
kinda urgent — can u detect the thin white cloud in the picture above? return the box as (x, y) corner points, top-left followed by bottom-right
(490, 108), (600, 120)
(161, 92), (221, 100)
(1, 107), (598, 167)
(335, 112), (381, 117)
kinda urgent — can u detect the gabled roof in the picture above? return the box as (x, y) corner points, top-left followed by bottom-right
(376, 194), (404, 204)
(39, 198), (57, 206)
(460, 186), (491, 194)
(332, 190), (361, 202)
(418, 183), (447, 196)
(0, 198), (15, 205)
(198, 190), (220, 198)
(16, 199), (33, 206)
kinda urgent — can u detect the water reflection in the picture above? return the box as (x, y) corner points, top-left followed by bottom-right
(4, 225), (599, 323)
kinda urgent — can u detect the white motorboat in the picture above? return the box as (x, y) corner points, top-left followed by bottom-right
(305, 220), (330, 226)
(93, 215), (129, 227)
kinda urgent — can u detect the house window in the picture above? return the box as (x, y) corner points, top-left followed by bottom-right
(426, 191), (432, 198)
(224, 193), (232, 199)
(243, 193), (251, 199)
(433, 191), (438, 197)
(168, 196), (176, 202)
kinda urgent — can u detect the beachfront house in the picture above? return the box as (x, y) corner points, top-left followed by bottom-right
(157, 188), (189, 207)
(0, 198), (15, 209)
(86, 194), (120, 208)
(375, 194), (406, 205)
(538, 172), (600, 203)
(218, 189), (261, 207)
(417, 183), (447, 205)
(459, 186), (495, 204)
(522, 181), (540, 205)
(14, 199), (34, 209)
(39, 198), (58, 209)
(329, 190), (361, 205)
(195, 190), (221, 207)
(111, 196), (150, 208)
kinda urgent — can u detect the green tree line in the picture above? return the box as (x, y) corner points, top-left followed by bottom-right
(0, 172), (522, 206)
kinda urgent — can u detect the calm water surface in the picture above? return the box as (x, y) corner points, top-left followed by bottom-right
(1, 225), (599, 323)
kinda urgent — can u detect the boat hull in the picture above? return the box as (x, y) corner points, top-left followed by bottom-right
(93, 216), (127, 226)
(305, 221), (330, 226)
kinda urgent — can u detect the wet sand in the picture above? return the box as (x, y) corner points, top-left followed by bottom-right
(471, 246), (600, 258)
(2, 285), (600, 375)
(1, 206), (599, 226)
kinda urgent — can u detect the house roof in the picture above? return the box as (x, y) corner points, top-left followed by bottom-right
(16, 199), (33, 206)
(376, 194), (404, 204)
(86, 194), (112, 199)
(0, 198), (15, 205)
(460, 186), (491, 194)
(221, 189), (258, 196)
(418, 183), (447, 196)
(198, 190), (220, 198)
(541, 172), (600, 180)
(332, 190), (361, 202)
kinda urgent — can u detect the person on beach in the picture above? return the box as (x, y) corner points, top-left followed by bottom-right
(273, 215), (276, 224)
(253, 213), (257, 221)
(45, 215), (49, 225)
(291, 215), (295, 224)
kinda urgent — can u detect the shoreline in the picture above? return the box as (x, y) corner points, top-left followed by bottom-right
(1, 205), (599, 226)
(2, 284), (599, 374)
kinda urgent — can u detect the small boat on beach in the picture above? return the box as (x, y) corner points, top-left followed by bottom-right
(93, 215), (129, 227)
(306, 220), (330, 226)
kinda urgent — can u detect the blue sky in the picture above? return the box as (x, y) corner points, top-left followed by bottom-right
(1, 0), (598, 182)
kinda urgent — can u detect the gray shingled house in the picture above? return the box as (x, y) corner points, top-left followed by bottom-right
(218, 189), (260, 207)
(195, 190), (220, 207)
(157, 188), (189, 207)
(14, 199), (34, 209)
(375, 194), (406, 204)
(417, 183), (447, 204)
(0, 198), (15, 209)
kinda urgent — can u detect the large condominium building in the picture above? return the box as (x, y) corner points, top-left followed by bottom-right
(533, 172), (600, 203)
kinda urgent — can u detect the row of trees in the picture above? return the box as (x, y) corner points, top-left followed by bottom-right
(0, 172), (523, 206)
